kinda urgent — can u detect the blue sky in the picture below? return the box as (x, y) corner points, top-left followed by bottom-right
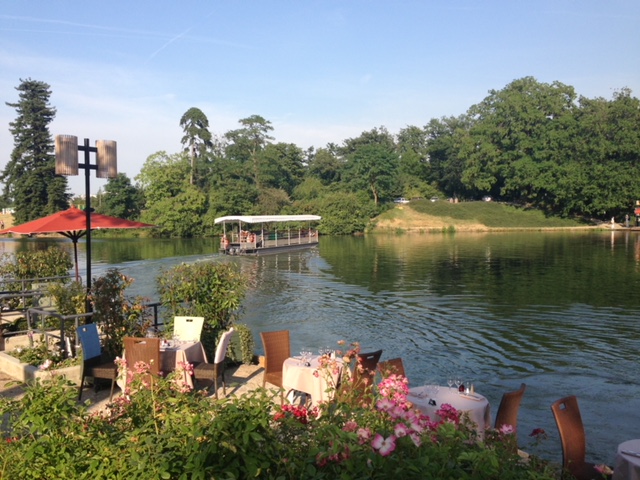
(1, 1), (639, 195)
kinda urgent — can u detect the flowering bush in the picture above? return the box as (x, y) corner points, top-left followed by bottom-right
(0, 342), (561, 479)
(7, 341), (79, 369)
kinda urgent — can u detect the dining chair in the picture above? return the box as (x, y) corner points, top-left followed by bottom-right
(194, 327), (235, 399)
(352, 349), (383, 405)
(494, 382), (526, 432)
(76, 323), (117, 402)
(173, 316), (205, 342)
(551, 395), (612, 480)
(123, 337), (161, 377)
(260, 330), (291, 404)
(378, 357), (406, 378)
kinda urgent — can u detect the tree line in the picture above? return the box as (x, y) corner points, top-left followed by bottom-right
(3, 76), (640, 235)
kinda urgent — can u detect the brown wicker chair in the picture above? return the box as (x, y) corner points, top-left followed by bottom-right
(551, 395), (612, 480)
(378, 357), (406, 378)
(494, 383), (526, 431)
(124, 337), (161, 377)
(260, 330), (291, 404)
(76, 323), (117, 402)
(194, 327), (235, 399)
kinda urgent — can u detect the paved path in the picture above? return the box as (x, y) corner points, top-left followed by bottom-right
(0, 363), (266, 411)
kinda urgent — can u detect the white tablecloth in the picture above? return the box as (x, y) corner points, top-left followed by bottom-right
(613, 439), (640, 480)
(118, 341), (207, 390)
(409, 385), (491, 436)
(282, 355), (340, 407)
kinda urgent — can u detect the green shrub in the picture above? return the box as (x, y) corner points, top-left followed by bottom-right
(157, 261), (248, 361)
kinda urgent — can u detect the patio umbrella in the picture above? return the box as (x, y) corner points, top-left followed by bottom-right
(0, 205), (156, 281)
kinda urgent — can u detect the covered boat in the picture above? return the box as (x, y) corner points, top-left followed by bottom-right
(214, 215), (321, 255)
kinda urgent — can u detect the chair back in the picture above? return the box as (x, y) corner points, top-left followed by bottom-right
(214, 328), (235, 364)
(352, 349), (383, 401)
(551, 395), (587, 475)
(124, 337), (161, 376)
(77, 323), (102, 362)
(378, 357), (406, 378)
(173, 316), (205, 342)
(260, 330), (290, 387)
(494, 383), (526, 431)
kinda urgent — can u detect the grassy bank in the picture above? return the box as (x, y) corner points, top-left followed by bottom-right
(371, 200), (591, 232)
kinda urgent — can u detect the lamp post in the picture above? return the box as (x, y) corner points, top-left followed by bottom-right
(55, 135), (117, 292)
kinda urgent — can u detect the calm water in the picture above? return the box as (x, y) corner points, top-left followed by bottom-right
(2, 231), (639, 464)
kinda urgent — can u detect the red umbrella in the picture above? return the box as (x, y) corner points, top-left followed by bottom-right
(0, 205), (156, 281)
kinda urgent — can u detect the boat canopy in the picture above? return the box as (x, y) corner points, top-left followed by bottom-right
(214, 215), (321, 224)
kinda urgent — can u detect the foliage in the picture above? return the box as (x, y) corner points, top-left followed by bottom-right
(97, 173), (144, 220)
(0, 352), (559, 479)
(89, 268), (152, 360)
(230, 322), (256, 365)
(157, 261), (248, 361)
(1, 78), (70, 223)
(0, 246), (73, 282)
(46, 281), (86, 315)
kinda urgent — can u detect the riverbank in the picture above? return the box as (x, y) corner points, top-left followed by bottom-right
(370, 201), (614, 232)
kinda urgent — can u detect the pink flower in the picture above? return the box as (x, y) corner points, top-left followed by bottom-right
(376, 397), (394, 412)
(39, 359), (53, 371)
(343, 420), (358, 432)
(499, 424), (515, 435)
(371, 433), (397, 456)
(357, 427), (372, 445)
(394, 422), (409, 438)
(409, 431), (422, 447)
(594, 464), (613, 475)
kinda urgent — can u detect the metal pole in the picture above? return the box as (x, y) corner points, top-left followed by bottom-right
(84, 138), (92, 292)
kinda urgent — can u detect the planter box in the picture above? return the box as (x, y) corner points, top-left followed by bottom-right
(0, 351), (81, 385)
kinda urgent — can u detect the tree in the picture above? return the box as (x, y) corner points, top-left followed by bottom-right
(179, 107), (213, 186)
(1, 78), (70, 223)
(224, 115), (274, 186)
(98, 173), (144, 220)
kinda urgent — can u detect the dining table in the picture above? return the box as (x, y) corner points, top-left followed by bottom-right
(613, 439), (640, 480)
(118, 340), (208, 390)
(408, 385), (492, 437)
(282, 355), (341, 407)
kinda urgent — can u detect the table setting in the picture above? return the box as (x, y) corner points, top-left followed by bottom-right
(613, 439), (640, 480)
(408, 380), (491, 437)
(282, 347), (340, 407)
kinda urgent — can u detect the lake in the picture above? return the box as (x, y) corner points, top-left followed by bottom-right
(2, 230), (639, 465)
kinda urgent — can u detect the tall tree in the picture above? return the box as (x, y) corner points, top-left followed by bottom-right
(224, 115), (274, 187)
(2, 78), (69, 223)
(180, 107), (213, 186)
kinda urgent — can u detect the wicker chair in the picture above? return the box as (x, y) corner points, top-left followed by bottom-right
(260, 330), (291, 403)
(194, 328), (235, 399)
(76, 323), (117, 402)
(173, 316), (205, 342)
(494, 383), (526, 431)
(123, 337), (161, 377)
(551, 395), (612, 480)
(378, 357), (406, 378)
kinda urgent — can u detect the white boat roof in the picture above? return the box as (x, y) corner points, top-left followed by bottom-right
(214, 215), (321, 225)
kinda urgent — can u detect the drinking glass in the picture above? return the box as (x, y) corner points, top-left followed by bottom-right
(447, 375), (454, 391)
(454, 376), (462, 393)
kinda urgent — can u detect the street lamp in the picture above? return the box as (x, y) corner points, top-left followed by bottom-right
(55, 135), (117, 291)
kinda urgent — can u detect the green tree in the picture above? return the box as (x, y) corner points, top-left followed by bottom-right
(224, 115), (274, 187)
(180, 107), (213, 186)
(307, 147), (343, 185)
(258, 142), (305, 195)
(136, 151), (206, 237)
(97, 173), (144, 220)
(1, 78), (70, 223)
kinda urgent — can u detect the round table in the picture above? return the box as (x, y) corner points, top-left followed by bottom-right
(408, 385), (492, 437)
(613, 439), (640, 480)
(282, 355), (341, 407)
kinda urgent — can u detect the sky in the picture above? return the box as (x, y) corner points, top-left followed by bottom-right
(1, 1), (639, 195)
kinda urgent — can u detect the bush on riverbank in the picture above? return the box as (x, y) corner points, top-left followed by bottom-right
(0, 347), (559, 479)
